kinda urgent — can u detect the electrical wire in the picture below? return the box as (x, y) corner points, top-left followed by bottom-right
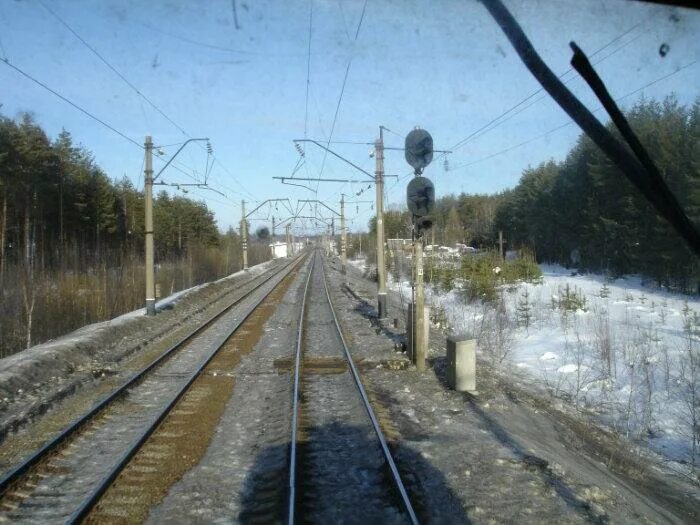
(304, 0), (313, 142)
(444, 19), (647, 158)
(313, 0), (368, 195)
(453, 29), (647, 153)
(38, 0), (191, 140)
(39, 1), (256, 202)
(0, 58), (143, 149)
(448, 58), (698, 172)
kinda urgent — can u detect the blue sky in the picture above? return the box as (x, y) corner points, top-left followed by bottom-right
(1, 0), (698, 234)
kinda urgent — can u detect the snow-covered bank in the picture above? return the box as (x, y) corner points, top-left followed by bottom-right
(350, 257), (700, 475)
(0, 259), (280, 440)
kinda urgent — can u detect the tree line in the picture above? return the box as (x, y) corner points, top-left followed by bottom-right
(369, 96), (699, 292)
(0, 112), (266, 356)
(0, 112), (233, 279)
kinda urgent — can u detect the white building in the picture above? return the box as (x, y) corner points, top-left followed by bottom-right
(269, 241), (305, 259)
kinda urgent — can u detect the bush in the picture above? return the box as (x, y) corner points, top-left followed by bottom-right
(551, 284), (587, 312)
(458, 250), (542, 303)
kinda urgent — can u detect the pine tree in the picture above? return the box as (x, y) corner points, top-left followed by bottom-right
(516, 288), (533, 329)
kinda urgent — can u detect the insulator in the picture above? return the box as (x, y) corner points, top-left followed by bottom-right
(443, 158), (449, 171)
(295, 143), (305, 157)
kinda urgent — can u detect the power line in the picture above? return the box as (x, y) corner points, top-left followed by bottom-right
(314, 0), (368, 195)
(387, 56), (697, 195)
(448, 59), (699, 172)
(38, 0), (191, 140)
(457, 29), (647, 151)
(386, 19), (653, 194)
(0, 58), (143, 149)
(39, 2), (256, 202)
(444, 19), (646, 157)
(304, 0), (313, 141)
(1, 55), (236, 213)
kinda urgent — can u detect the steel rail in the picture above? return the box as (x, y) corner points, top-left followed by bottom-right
(319, 253), (419, 525)
(287, 254), (314, 525)
(69, 253), (309, 523)
(0, 254), (304, 499)
(287, 251), (418, 524)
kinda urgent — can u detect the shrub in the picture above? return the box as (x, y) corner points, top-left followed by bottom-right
(551, 284), (587, 312)
(516, 289), (533, 329)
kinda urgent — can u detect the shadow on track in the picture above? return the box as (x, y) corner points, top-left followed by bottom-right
(239, 421), (470, 524)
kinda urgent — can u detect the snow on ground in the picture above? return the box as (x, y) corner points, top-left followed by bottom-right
(350, 256), (700, 473)
(0, 260), (277, 376)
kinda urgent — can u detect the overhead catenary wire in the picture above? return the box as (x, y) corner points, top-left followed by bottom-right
(313, 0), (369, 196)
(447, 58), (699, 172)
(443, 18), (647, 159)
(303, 0), (313, 142)
(1, 58), (143, 149)
(38, 1), (256, 202)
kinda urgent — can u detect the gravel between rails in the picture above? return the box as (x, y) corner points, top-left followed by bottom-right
(144, 256), (315, 523)
(292, 251), (407, 524)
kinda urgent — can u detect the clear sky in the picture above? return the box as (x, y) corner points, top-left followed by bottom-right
(1, 0), (698, 234)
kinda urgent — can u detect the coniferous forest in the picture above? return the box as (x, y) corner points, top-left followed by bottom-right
(0, 112), (266, 357)
(368, 96), (699, 292)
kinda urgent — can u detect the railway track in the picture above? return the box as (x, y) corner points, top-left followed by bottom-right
(0, 253), (307, 524)
(287, 251), (418, 524)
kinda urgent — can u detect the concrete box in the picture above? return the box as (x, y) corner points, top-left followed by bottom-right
(405, 301), (429, 363)
(446, 336), (476, 392)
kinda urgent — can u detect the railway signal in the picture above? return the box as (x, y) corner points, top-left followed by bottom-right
(405, 127), (435, 372)
(406, 175), (435, 233)
(404, 128), (434, 172)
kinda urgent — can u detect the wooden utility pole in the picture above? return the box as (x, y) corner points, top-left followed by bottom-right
(241, 200), (248, 269)
(144, 136), (156, 316)
(340, 194), (347, 275)
(375, 126), (387, 319)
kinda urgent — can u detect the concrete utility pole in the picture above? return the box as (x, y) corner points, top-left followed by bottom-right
(413, 233), (426, 371)
(271, 216), (276, 260)
(285, 223), (291, 257)
(375, 126), (387, 319)
(340, 194), (347, 275)
(499, 230), (505, 260)
(144, 136), (156, 316)
(331, 217), (335, 254)
(241, 200), (248, 269)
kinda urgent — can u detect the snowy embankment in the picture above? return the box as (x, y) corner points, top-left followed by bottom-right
(0, 260), (278, 439)
(350, 257), (699, 475)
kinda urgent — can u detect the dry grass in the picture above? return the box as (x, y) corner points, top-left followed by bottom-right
(0, 243), (269, 358)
